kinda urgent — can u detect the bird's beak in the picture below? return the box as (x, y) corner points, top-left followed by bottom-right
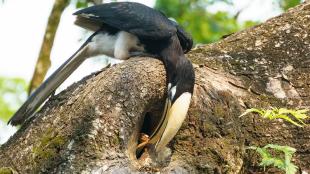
(136, 92), (191, 155)
(153, 92), (192, 152)
(147, 98), (171, 144)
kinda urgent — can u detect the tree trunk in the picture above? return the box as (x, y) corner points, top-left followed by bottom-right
(1, 2), (310, 174)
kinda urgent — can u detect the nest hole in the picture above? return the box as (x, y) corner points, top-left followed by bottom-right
(136, 103), (165, 159)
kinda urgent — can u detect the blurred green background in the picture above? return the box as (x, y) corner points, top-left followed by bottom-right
(0, 0), (301, 142)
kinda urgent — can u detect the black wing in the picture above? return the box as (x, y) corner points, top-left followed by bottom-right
(74, 2), (176, 40)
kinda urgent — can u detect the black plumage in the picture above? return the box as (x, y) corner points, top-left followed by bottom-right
(74, 2), (176, 39)
(74, 2), (192, 54)
(8, 2), (195, 153)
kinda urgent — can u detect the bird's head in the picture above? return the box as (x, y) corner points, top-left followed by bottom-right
(168, 18), (193, 54)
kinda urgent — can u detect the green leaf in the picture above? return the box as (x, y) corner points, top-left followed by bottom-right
(249, 144), (298, 174)
(240, 107), (309, 127)
(286, 163), (298, 174)
(239, 108), (264, 117)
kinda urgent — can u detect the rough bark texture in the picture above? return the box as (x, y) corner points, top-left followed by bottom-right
(1, 2), (310, 174)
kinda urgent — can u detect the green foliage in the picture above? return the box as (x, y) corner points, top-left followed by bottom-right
(249, 144), (298, 174)
(0, 77), (27, 122)
(240, 108), (308, 127)
(76, 0), (88, 8)
(155, 0), (256, 43)
(277, 0), (301, 11)
(155, 0), (301, 44)
(75, 0), (107, 8)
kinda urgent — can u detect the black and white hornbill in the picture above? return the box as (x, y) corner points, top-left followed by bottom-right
(8, 2), (195, 152)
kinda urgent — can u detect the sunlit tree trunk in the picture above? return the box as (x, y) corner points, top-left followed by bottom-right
(28, 0), (105, 95)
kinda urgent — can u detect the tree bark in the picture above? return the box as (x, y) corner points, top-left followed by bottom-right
(1, 2), (310, 174)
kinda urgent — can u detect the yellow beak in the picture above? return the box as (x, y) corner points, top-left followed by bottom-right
(149, 92), (192, 152)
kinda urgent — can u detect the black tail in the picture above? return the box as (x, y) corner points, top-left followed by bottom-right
(8, 31), (100, 126)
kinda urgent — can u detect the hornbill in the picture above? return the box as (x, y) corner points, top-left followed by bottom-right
(8, 2), (195, 152)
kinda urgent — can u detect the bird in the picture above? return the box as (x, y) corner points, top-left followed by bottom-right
(8, 2), (195, 153)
